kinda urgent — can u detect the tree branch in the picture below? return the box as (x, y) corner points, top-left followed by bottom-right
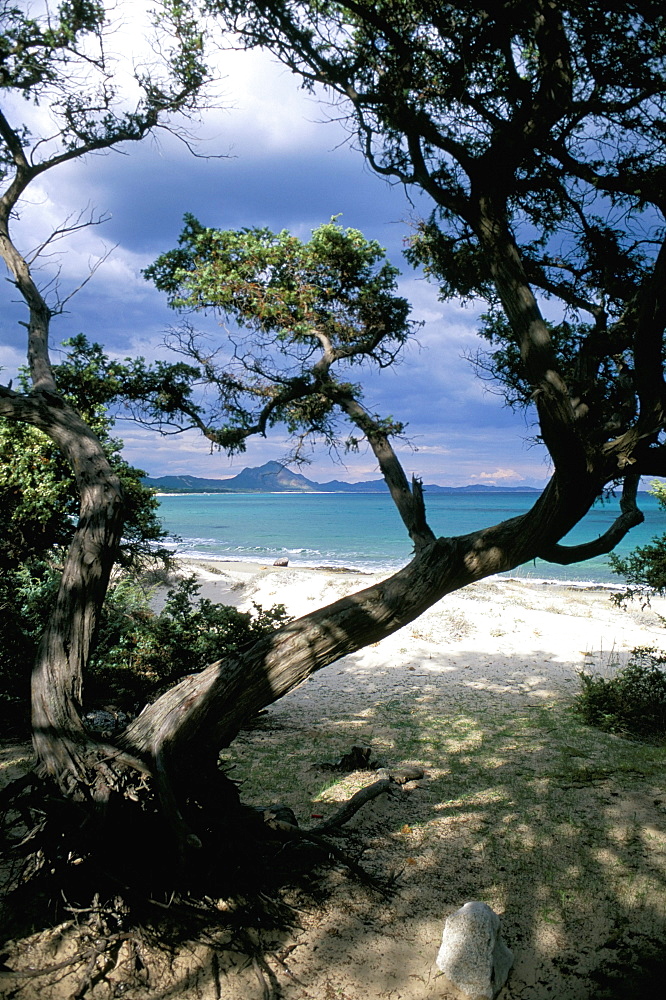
(474, 204), (584, 470)
(632, 238), (666, 427)
(539, 472), (644, 565)
(331, 388), (435, 550)
(122, 468), (602, 766)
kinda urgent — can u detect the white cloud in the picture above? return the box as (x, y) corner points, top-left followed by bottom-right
(477, 468), (526, 482)
(208, 48), (339, 155)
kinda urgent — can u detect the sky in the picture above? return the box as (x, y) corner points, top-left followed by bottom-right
(0, 4), (552, 488)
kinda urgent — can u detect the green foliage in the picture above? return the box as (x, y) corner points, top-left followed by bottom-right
(0, 422), (78, 566)
(86, 576), (292, 710)
(0, 336), (172, 572)
(574, 648), (666, 744)
(471, 311), (637, 441)
(0, 569), (291, 719)
(610, 481), (666, 599)
(56, 333), (205, 434)
(145, 217), (418, 456)
(0, 1), (105, 96)
(146, 215), (409, 349)
(0, 0), (210, 173)
(0, 336), (192, 718)
(0, 561), (61, 714)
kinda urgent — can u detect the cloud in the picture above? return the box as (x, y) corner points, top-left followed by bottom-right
(0, 344), (26, 383)
(1, 12), (554, 488)
(477, 468), (526, 482)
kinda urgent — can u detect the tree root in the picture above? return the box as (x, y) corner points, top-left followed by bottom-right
(256, 775), (408, 896)
(0, 932), (133, 984)
(0, 766), (419, 1000)
(235, 929), (282, 1000)
(309, 776), (393, 834)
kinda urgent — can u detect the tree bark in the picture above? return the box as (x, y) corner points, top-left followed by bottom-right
(1, 193), (130, 797)
(0, 387), (130, 794)
(121, 470), (600, 779)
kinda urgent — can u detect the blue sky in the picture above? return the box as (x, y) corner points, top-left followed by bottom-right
(1, 21), (552, 488)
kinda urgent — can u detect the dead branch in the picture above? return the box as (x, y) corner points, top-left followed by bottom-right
(310, 777), (392, 833)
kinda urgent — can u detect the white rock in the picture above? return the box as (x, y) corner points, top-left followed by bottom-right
(436, 901), (513, 999)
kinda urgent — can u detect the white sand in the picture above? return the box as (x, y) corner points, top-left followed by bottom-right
(171, 558), (666, 715)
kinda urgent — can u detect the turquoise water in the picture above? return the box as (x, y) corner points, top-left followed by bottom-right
(155, 491), (665, 585)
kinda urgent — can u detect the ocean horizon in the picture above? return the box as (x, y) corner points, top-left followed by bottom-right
(154, 490), (665, 586)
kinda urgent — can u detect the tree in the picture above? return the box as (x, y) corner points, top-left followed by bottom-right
(127, 0), (666, 828)
(2, 0), (666, 898)
(208, 2), (666, 471)
(143, 215), (432, 540)
(0, 0), (211, 806)
(0, 336), (175, 718)
(0, 337), (170, 572)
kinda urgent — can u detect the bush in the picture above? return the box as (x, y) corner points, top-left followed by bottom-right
(610, 479), (666, 610)
(0, 570), (292, 725)
(0, 561), (62, 720)
(86, 575), (292, 712)
(574, 647), (666, 744)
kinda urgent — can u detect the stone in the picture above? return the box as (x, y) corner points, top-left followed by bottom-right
(273, 557), (289, 566)
(435, 901), (513, 999)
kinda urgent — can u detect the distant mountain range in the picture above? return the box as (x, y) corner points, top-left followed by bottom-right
(143, 461), (541, 494)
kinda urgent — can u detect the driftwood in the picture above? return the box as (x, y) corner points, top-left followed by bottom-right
(310, 777), (392, 833)
(255, 767), (425, 894)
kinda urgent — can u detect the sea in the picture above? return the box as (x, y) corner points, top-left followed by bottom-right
(154, 490), (666, 587)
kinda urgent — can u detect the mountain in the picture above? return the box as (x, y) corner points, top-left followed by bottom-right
(142, 462), (317, 493)
(212, 461), (320, 492)
(143, 462), (542, 494)
(139, 475), (232, 492)
(417, 483), (542, 493)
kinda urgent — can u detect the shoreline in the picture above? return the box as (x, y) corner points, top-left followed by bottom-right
(169, 552), (625, 593)
(165, 557), (666, 698)
(154, 490), (663, 588)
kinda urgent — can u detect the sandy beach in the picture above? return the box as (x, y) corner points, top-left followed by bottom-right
(173, 556), (666, 711)
(153, 558), (666, 999)
(5, 560), (665, 999)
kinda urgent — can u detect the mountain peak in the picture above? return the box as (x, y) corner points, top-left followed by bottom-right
(143, 461), (541, 494)
(255, 461), (285, 472)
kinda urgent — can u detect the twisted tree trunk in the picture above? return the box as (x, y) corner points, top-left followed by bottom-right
(121, 473), (601, 790)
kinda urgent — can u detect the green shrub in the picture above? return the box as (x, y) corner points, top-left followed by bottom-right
(610, 479), (666, 610)
(0, 570), (292, 723)
(86, 575), (292, 711)
(0, 561), (62, 717)
(574, 647), (666, 744)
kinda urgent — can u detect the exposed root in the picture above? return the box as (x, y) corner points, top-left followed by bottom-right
(310, 777), (393, 834)
(236, 929), (282, 1000)
(32, 732), (152, 806)
(0, 932), (133, 991)
(0, 758), (416, 997)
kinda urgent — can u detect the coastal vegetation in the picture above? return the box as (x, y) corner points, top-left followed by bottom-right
(575, 647), (666, 745)
(611, 480), (666, 600)
(2, 2), (666, 994)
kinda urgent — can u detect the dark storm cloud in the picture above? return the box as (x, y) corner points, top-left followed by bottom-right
(1, 38), (549, 486)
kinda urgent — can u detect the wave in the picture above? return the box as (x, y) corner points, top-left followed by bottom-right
(155, 491), (658, 586)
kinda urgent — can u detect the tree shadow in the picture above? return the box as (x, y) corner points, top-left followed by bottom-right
(213, 641), (666, 1000)
(2, 635), (666, 999)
